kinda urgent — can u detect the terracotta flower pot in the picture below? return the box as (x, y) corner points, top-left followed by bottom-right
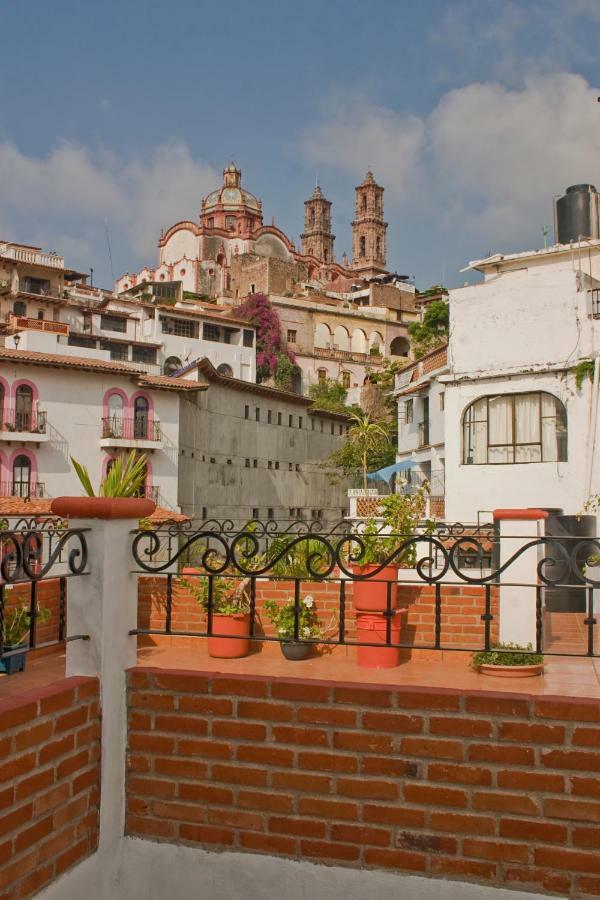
(356, 612), (402, 669)
(352, 564), (398, 612)
(208, 613), (250, 658)
(280, 641), (313, 661)
(478, 663), (544, 678)
(51, 496), (156, 520)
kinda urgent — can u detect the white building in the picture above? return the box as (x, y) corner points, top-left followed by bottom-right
(443, 241), (600, 522)
(0, 327), (200, 509)
(394, 345), (447, 518)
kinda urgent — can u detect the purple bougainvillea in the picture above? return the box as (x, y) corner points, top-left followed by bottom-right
(234, 292), (297, 383)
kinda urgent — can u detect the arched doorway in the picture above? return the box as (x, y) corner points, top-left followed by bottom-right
(15, 384), (33, 431)
(12, 453), (32, 497)
(133, 396), (150, 440)
(390, 336), (410, 357)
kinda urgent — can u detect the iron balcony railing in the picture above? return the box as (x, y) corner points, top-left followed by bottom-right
(136, 485), (160, 503)
(0, 405), (47, 434)
(0, 481), (46, 499)
(130, 522), (599, 660)
(101, 415), (161, 442)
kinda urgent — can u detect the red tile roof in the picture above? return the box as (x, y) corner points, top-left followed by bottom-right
(0, 497), (189, 525)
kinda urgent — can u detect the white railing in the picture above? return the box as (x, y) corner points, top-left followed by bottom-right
(0, 244), (64, 269)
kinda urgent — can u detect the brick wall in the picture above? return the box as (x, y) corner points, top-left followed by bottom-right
(127, 669), (600, 898)
(138, 576), (498, 649)
(3, 578), (64, 647)
(0, 676), (100, 898)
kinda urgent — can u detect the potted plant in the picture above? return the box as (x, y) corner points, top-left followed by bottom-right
(179, 575), (251, 658)
(52, 451), (156, 519)
(263, 594), (322, 660)
(1, 604), (50, 675)
(471, 643), (544, 678)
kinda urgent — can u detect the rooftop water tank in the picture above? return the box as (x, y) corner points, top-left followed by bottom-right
(555, 184), (600, 244)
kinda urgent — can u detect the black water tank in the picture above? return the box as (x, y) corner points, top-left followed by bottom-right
(556, 184), (600, 244)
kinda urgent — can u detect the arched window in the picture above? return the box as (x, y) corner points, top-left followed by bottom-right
(105, 392), (124, 438)
(216, 363), (233, 377)
(390, 336), (410, 357)
(314, 322), (331, 349)
(333, 325), (350, 351)
(462, 392), (568, 465)
(342, 371), (351, 389)
(324, 248), (329, 262)
(376, 237), (381, 258)
(0, 382), (4, 428)
(133, 396), (150, 440)
(15, 384), (33, 431)
(317, 368), (327, 384)
(308, 209), (315, 226)
(362, 195), (367, 212)
(12, 453), (32, 497)
(359, 236), (366, 257)
(13, 300), (26, 317)
(163, 356), (183, 376)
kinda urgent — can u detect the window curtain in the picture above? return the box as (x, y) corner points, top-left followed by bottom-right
(515, 393), (541, 462)
(463, 398), (487, 463)
(541, 393), (565, 461)
(488, 396), (513, 463)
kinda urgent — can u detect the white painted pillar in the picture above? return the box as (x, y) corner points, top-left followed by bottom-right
(494, 509), (548, 648)
(63, 515), (139, 866)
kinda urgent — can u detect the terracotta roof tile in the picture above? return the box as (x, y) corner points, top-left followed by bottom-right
(0, 497), (189, 524)
(137, 375), (206, 392)
(0, 347), (147, 375)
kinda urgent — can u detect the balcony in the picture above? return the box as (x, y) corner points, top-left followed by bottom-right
(100, 416), (162, 450)
(0, 480), (46, 498)
(418, 420), (430, 447)
(314, 346), (382, 364)
(0, 244), (64, 269)
(5, 314), (69, 336)
(0, 406), (49, 443)
(136, 484), (160, 503)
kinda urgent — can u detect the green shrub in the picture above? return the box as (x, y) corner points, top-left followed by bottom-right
(471, 642), (542, 669)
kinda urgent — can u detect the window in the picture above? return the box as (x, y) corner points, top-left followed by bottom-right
(288, 463), (293, 471)
(216, 363), (233, 377)
(163, 356), (183, 376)
(245, 458), (250, 468)
(226, 216), (236, 231)
(154, 283), (177, 301)
(15, 384), (33, 431)
(37, 310), (44, 320)
(275, 461), (279, 470)
(245, 405), (249, 419)
(202, 507), (207, 519)
(100, 341), (128, 362)
(360, 236), (366, 257)
(255, 408), (260, 422)
(289, 415), (293, 427)
(13, 300), (27, 317)
(100, 314), (127, 333)
(339, 424), (343, 435)
(69, 335), (96, 349)
(331, 423), (335, 435)
(318, 368), (327, 384)
(376, 237), (381, 258)
(342, 371), (351, 389)
(106, 392), (124, 436)
(309, 209), (315, 226)
(440, 392), (445, 411)
(250, 284), (256, 294)
(160, 316), (198, 339)
(267, 410), (272, 424)
(132, 346), (156, 365)
(203, 323), (221, 342)
(287, 329), (297, 344)
(268, 461), (272, 469)
(207, 217), (214, 228)
(243, 329), (254, 348)
(311, 419), (315, 431)
(405, 399), (414, 424)
(12, 454), (32, 497)
(252, 508), (259, 518)
(133, 396), (150, 440)
(253, 459), (258, 468)
(462, 392), (568, 465)
(362, 195), (367, 212)
(268, 508), (274, 519)
(277, 412), (282, 426)
(23, 277), (50, 296)
(299, 417), (303, 429)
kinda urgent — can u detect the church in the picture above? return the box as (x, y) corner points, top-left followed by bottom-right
(115, 164), (391, 299)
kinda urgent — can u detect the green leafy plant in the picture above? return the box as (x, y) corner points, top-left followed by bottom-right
(178, 576), (250, 616)
(354, 485), (431, 567)
(273, 354), (301, 392)
(471, 643), (543, 669)
(308, 378), (350, 414)
(347, 413), (391, 490)
(407, 299), (449, 359)
(71, 451), (149, 498)
(266, 535), (330, 578)
(263, 594), (322, 641)
(574, 359), (595, 389)
(2, 604), (50, 648)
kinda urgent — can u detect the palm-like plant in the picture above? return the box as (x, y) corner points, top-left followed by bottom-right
(71, 451), (149, 498)
(347, 413), (390, 490)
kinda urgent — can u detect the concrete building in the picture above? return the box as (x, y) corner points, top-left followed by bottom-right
(177, 359), (350, 524)
(395, 345), (447, 518)
(443, 240), (600, 521)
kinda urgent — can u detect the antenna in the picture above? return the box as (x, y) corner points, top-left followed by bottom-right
(104, 220), (115, 281)
(315, 172), (319, 188)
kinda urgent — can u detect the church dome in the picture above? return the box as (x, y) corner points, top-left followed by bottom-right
(202, 164), (261, 213)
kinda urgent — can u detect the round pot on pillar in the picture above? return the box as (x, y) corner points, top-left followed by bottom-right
(51, 497), (156, 520)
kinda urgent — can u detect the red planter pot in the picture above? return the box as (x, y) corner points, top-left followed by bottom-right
(356, 612), (402, 669)
(352, 564), (398, 612)
(478, 663), (543, 678)
(208, 613), (250, 659)
(51, 496), (156, 520)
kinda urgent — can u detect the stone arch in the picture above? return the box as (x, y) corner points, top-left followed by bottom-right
(333, 325), (350, 351)
(369, 331), (384, 353)
(314, 322), (331, 349)
(351, 328), (367, 354)
(390, 335), (410, 357)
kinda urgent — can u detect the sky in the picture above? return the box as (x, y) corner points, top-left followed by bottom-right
(0, 0), (599, 290)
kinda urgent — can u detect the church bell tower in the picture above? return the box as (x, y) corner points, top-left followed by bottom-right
(352, 171), (387, 277)
(301, 185), (335, 264)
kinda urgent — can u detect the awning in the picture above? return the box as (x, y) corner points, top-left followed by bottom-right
(369, 460), (415, 483)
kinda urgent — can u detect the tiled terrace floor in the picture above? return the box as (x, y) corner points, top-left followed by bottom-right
(1, 640), (600, 699)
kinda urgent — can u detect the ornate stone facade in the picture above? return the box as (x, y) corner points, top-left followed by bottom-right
(301, 185), (335, 264)
(351, 171), (388, 277)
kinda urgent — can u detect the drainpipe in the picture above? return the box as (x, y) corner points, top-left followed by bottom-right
(585, 355), (600, 502)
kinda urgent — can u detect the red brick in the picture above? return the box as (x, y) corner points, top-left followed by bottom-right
(127, 670), (151, 689)
(179, 696), (233, 716)
(14, 814), (54, 853)
(213, 720), (266, 741)
(498, 721), (565, 743)
(71, 767), (98, 795)
(211, 677), (268, 697)
(154, 758), (208, 779)
(572, 776), (600, 799)
(129, 711), (152, 731)
(497, 769), (564, 792)
(573, 726), (600, 747)
(55, 706), (89, 733)
(0, 802), (33, 838)
(428, 762), (491, 786)
(154, 673), (209, 693)
(155, 715), (209, 736)
(297, 706), (357, 727)
(333, 687), (392, 707)
(298, 797), (357, 820)
(331, 823), (390, 846)
(403, 784), (468, 808)
(573, 826), (600, 849)
(541, 749), (600, 771)
(395, 690), (461, 712)
(178, 738), (232, 760)
(14, 768), (54, 802)
(57, 750), (89, 780)
(128, 733), (175, 754)
(472, 791), (538, 815)
(430, 716), (492, 738)
(271, 682), (330, 702)
(301, 839), (361, 861)
(337, 777), (398, 800)
(544, 798), (600, 822)
(0, 702), (37, 731)
(238, 789), (293, 813)
(14, 720), (53, 751)
(237, 701), (293, 722)
(500, 818), (567, 844)
(0, 753), (36, 785)
(535, 846), (600, 874)
(179, 822), (235, 844)
(128, 776), (176, 799)
(396, 832), (457, 853)
(362, 757), (416, 777)
(535, 698), (600, 722)
(239, 831), (296, 854)
(53, 794), (88, 829)
(578, 876), (600, 896)
(39, 733), (75, 764)
(0, 848), (36, 892)
(465, 695), (530, 717)
(505, 865), (571, 894)
(153, 800), (205, 823)
(364, 847), (427, 871)
(463, 838), (528, 863)
(469, 744), (534, 765)
(34, 782), (71, 816)
(431, 856), (497, 880)
(363, 804), (425, 827)
(207, 808), (263, 830)
(400, 737), (464, 761)
(178, 783), (233, 805)
(126, 815), (175, 838)
(212, 764), (267, 786)
(129, 691), (175, 711)
(126, 797), (149, 816)
(268, 815), (325, 838)
(272, 771), (331, 793)
(430, 812), (495, 835)
(362, 712), (423, 734)
(298, 751), (357, 774)
(273, 725), (328, 747)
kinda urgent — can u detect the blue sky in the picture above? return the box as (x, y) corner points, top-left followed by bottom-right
(1, 0), (599, 289)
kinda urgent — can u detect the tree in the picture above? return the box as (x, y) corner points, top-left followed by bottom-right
(309, 378), (353, 415)
(233, 292), (300, 386)
(407, 300), (449, 359)
(326, 413), (392, 489)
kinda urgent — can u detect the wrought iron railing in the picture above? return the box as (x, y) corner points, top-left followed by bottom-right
(130, 524), (599, 659)
(101, 415), (161, 442)
(0, 405), (47, 434)
(0, 481), (46, 499)
(0, 522), (89, 664)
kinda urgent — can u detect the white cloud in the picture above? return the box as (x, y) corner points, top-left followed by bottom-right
(0, 140), (218, 273)
(301, 72), (600, 250)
